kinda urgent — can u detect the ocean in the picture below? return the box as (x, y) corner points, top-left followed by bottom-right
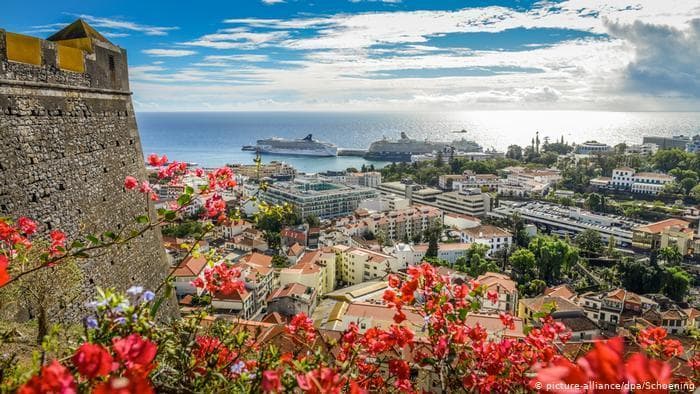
(135, 111), (700, 172)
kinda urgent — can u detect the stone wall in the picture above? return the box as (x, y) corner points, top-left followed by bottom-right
(0, 29), (176, 320)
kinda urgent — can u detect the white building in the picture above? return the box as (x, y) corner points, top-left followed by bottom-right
(609, 167), (675, 195)
(625, 143), (658, 155)
(435, 188), (491, 217)
(459, 225), (512, 256)
(453, 171), (500, 192)
(357, 195), (410, 213)
(389, 242), (472, 265)
(687, 135), (700, 153)
(575, 141), (612, 154)
(477, 272), (518, 314)
(335, 245), (403, 286)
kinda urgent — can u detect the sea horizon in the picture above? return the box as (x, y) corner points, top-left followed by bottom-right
(136, 110), (700, 171)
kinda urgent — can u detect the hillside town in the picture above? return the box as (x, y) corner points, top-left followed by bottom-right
(161, 133), (700, 355)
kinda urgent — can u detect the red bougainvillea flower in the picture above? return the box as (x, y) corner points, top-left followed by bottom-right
(192, 263), (245, 296)
(499, 312), (515, 330)
(296, 367), (345, 394)
(193, 336), (235, 370)
(72, 343), (114, 379)
(0, 220), (13, 240)
(637, 326), (684, 359)
(147, 153), (168, 167)
(17, 217), (37, 235)
(0, 255), (9, 287)
(124, 176), (138, 190)
(93, 371), (154, 394)
(625, 353), (672, 393)
(262, 370), (283, 393)
(48, 230), (67, 258)
(486, 290), (499, 304)
(18, 360), (77, 394)
(286, 313), (316, 342)
(112, 334), (157, 374)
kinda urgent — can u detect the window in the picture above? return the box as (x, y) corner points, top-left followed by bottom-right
(108, 55), (115, 71)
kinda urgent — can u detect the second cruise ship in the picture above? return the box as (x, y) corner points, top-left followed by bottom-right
(251, 134), (338, 157)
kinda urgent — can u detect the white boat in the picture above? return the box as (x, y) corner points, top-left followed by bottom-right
(254, 134), (338, 157)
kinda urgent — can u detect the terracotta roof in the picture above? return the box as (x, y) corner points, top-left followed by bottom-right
(213, 289), (250, 301)
(557, 316), (598, 332)
(288, 243), (304, 257)
(634, 219), (690, 234)
(683, 308), (700, 321)
(344, 302), (423, 326)
(462, 225), (512, 239)
(606, 289), (627, 302)
(477, 272), (517, 293)
(463, 313), (525, 338)
(171, 256), (208, 277)
(267, 283), (315, 302)
(240, 253), (273, 274)
(521, 296), (582, 314)
(262, 312), (286, 324)
(544, 285), (576, 300)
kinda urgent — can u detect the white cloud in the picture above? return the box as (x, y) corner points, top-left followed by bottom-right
(181, 29), (288, 49)
(142, 49), (198, 57)
(76, 14), (178, 36)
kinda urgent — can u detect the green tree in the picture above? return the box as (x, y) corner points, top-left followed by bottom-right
(461, 243), (498, 276)
(506, 145), (523, 161)
(585, 193), (603, 212)
(528, 236), (579, 284)
(271, 255), (289, 268)
(423, 223), (442, 259)
(617, 257), (663, 294)
(691, 184), (700, 202)
(305, 214), (321, 227)
(653, 149), (689, 172)
(253, 202), (297, 250)
(574, 229), (603, 257)
(658, 245), (683, 265)
(509, 248), (536, 281)
(663, 266), (692, 302)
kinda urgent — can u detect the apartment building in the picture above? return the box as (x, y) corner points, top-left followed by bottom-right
(519, 295), (600, 341)
(357, 195), (410, 212)
(596, 167), (676, 195)
(278, 249), (337, 296)
(459, 225), (512, 256)
(390, 242), (472, 265)
(266, 282), (318, 319)
(229, 161), (296, 180)
(261, 179), (378, 219)
(435, 188), (492, 217)
(171, 255), (208, 296)
(336, 205), (443, 242)
(378, 181), (442, 206)
(335, 245), (403, 286)
(631, 219), (692, 251)
(453, 171), (500, 192)
(345, 171), (382, 188)
(477, 272), (518, 314)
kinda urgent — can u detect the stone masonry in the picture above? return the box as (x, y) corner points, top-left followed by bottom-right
(0, 21), (176, 320)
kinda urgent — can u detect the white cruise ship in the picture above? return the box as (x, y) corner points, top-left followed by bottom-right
(254, 134), (338, 157)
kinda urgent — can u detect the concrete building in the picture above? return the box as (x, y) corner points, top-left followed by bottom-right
(278, 249), (337, 296)
(377, 181), (442, 206)
(171, 256), (208, 296)
(459, 225), (512, 256)
(519, 295), (600, 341)
(687, 135), (700, 153)
(477, 272), (518, 314)
(261, 179), (378, 219)
(643, 135), (691, 150)
(631, 219), (691, 251)
(336, 205), (443, 243)
(390, 242), (472, 265)
(453, 171), (500, 192)
(605, 167), (676, 195)
(489, 201), (646, 246)
(335, 245), (402, 286)
(229, 161), (296, 181)
(435, 188), (491, 217)
(267, 282), (318, 319)
(575, 141), (612, 154)
(345, 171), (382, 188)
(625, 143), (658, 155)
(357, 195), (410, 213)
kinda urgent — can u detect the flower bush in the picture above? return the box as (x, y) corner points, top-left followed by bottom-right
(0, 155), (698, 393)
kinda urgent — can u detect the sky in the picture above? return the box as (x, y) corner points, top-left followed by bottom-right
(2, 0), (700, 112)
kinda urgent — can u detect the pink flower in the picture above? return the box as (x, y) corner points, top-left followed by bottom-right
(112, 334), (157, 374)
(72, 343), (113, 379)
(124, 176), (138, 190)
(262, 370), (282, 393)
(18, 360), (77, 394)
(17, 217), (37, 235)
(147, 154), (168, 167)
(0, 255), (9, 287)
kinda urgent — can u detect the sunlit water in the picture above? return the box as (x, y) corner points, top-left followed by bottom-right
(136, 111), (700, 172)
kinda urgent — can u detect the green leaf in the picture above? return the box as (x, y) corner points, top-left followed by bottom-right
(164, 210), (177, 221)
(70, 240), (85, 249)
(135, 215), (149, 224)
(86, 235), (100, 245)
(103, 231), (117, 241)
(458, 308), (468, 321)
(177, 194), (191, 206)
(185, 185), (194, 195)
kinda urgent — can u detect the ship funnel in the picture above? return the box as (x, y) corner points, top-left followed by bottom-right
(303, 134), (313, 141)
(400, 132), (408, 139)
